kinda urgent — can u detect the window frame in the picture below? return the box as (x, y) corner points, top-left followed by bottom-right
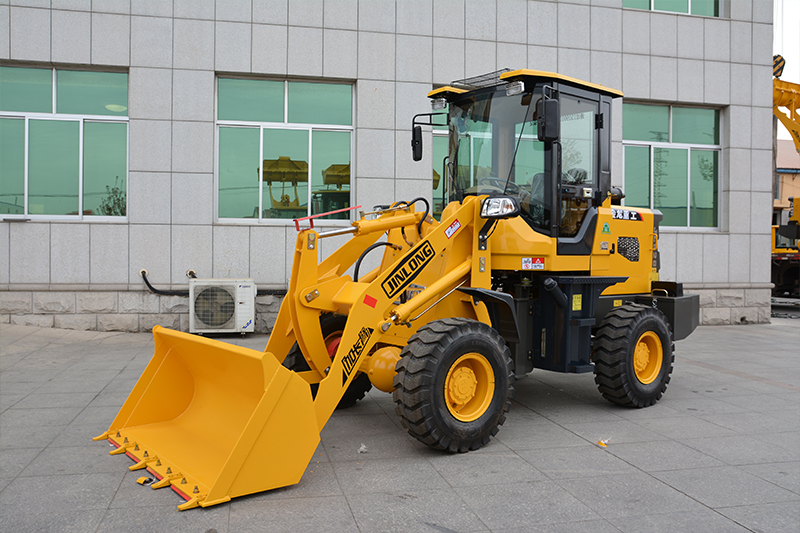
(214, 77), (355, 226)
(0, 66), (129, 222)
(623, 0), (719, 17)
(622, 103), (722, 230)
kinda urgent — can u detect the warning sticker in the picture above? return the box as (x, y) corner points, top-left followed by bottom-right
(522, 257), (545, 270)
(572, 294), (582, 311)
(445, 219), (461, 239)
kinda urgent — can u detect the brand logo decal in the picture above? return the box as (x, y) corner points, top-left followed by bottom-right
(342, 326), (374, 381)
(445, 219), (461, 239)
(381, 241), (435, 298)
(601, 222), (611, 234)
(242, 319), (252, 330)
(611, 208), (641, 221)
(522, 257), (545, 270)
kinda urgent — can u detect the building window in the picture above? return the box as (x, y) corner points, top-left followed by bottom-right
(622, 103), (720, 228)
(623, 0), (718, 17)
(0, 66), (128, 218)
(216, 78), (353, 222)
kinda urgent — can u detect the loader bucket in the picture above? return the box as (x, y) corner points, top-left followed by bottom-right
(94, 326), (320, 510)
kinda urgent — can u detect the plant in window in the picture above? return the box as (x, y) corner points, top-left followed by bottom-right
(98, 176), (126, 216)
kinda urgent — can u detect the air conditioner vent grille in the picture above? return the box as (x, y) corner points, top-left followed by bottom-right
(194, 286), (236, 327)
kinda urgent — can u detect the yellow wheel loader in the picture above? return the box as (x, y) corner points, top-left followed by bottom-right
(95, 69), (699, 510)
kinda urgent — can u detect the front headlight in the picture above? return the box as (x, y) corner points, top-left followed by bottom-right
(480, 196), (521, 219)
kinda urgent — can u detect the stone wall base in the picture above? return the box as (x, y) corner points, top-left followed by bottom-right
(1, 287), (771, 332)
(1, 291), (283, 333)
(687, 288), (771, 325)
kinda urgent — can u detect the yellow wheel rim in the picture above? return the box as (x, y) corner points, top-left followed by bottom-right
(444, 353), (495, 422)
(633, 331), (663, 385)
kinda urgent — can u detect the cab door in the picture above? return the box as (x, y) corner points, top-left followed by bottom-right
(556, 89), (603, 255)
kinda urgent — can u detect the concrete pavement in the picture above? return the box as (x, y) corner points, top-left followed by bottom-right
(1, 319), (798, 532)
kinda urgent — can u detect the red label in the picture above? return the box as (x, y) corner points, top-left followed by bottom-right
(445, 219), (461, 239)
(363, 295), (377, 308)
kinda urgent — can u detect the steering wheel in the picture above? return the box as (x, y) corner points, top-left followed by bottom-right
(478, 177), (520, 194)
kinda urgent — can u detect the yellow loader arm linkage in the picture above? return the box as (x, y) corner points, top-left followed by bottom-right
(774, 77), (800, 153)
(95, 198), (490, 510)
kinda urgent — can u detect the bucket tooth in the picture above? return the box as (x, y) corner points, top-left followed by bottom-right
(128, 455), (159, 471)
(92, 431), (110, 442)
(150, 473), (183, 489)
(177, 494), (206, 512)
(109, 441), (136, 456)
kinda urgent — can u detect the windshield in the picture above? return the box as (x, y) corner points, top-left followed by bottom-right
(447, 87), (547, 227)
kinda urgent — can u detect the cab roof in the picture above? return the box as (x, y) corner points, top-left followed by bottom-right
(427, 69), (623, 99)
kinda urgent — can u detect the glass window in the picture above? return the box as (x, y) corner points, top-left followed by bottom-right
(288, 82), (352, 126)
(0, 66), (129, 219)
(623, 104), (669, 143)
(262, 128), (309, 219)
(0, 66), (52, 113)
(217, 78), (354, 222)
(623, 103), (719, 228)
(0, 118), (25, 215)
(83, 122), (128, 216)
(653, 147), (688, 227)
(57, 71), (128, 117)
(672, 107), (719, 145)
(654, 0), (688, 13)
(624, 145), (650, 209)
(560, 95), (596, 185)
(28, 120), (80, 215)
(219, 127), (260, 218)
(432, 134), (448, 219)
(690, 150), (717, 227)
(311, 130), (351, 219)
(625, 0), (717, 16)
(691, 0), (718, 16)
(218, 78), (283, 123)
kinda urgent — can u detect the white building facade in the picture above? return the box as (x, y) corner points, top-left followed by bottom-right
(0, 0), (775, 331)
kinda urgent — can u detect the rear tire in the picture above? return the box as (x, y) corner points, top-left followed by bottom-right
(283, 313), (372, 409)
(392, 318), (514, 452)
(593, 304), (674, 408)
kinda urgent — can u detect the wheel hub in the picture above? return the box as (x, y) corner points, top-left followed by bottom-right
(448, 367), (478, 404)
(633, 331), (662, 385)
(444, 353), (495, 422)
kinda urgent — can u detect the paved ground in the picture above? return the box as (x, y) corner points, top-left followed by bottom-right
(1, 319), (798, 533)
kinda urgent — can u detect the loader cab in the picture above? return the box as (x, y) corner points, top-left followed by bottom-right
(427, 70), (620, 255)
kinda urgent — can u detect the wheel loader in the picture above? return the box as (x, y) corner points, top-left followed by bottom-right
(94, 69), (699, 510)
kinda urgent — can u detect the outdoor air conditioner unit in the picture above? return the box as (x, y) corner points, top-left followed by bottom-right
(189, 278), (256, 334)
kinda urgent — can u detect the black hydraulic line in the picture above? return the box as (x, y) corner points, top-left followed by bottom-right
(394, 197), (431, 237)
(140, 270), (189, 297)
(353, 242), (401, 283)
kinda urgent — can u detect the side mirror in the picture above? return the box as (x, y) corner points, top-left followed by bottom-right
(411, 125), (423, 161)
(537, 98), (560, 142)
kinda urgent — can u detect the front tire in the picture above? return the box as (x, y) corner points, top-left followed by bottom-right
(392, 318), (514, 452)
(593, 304), (674, 408)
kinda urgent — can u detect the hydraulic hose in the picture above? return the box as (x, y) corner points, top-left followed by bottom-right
(393, 197), (431, 237)
(353, 242), (401, 282)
